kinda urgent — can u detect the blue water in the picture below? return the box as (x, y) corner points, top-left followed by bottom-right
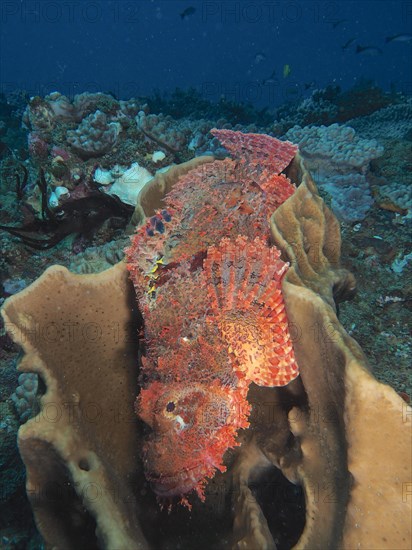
(0, 2), (411, 549)
(1, 0), (411, 105)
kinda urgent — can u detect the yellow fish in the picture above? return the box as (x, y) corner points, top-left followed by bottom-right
(283, 64), (291, 78)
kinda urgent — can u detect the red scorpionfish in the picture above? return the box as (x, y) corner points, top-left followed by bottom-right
(126, 130), (300, 509)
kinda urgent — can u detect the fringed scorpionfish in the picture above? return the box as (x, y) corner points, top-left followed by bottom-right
(126, 130), (300, 509)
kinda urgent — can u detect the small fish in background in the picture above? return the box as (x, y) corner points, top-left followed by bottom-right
(254, 52), (266, 64)
(385, 33), (412, 43)
(57, 62), (67, 75)
(331, 19), (348, 29)
(356, 45), (383, 56)
(341, 37), (357, 51)
(180, 6), (196, 20)
(262, 69), (278, 85)
(283, 64), (291, 78)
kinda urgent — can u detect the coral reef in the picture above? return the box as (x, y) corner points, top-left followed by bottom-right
(25, 92), (124, 127)
(146, 87), (273, 126)
(24, 96), (56, 134)
(67, 110), (121, 159)
(10, 373), (39, 423)
(68, 91), (121, 121)
(376, 182), (412, 213)
(0, 170), (133, 250)
(0, 401), (25, 503)
(11, 89), (284, 237)
(322, 173), (374, 222)
(347, 98), (412, 140)
(284, 123), (384, 222)
(0, 87), (411, 547)
(284, 123), (383, 175)
(2, 277), (27, 296)
(275, 82), (397, 131)
(68, 237), (129, 274)
(136, 111), (193, 156)
(27, 131), (48, 160)
(2, 143), (410, 549)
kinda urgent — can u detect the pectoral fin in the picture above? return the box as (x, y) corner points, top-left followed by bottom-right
(204, 235), (299, 387)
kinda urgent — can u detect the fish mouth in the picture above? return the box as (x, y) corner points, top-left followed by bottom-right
(148, 464), (206, 497)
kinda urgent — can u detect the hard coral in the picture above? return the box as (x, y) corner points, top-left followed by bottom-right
(348, 98), (412, 140)
(11, 373), (39, 423)
(67, 110), (121, 159)
(285, 123), (383, 175)
(136, 111), (191, 158)
(285, 123), (384, 222)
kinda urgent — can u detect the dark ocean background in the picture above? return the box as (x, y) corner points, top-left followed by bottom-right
(1, 0), (411, 105)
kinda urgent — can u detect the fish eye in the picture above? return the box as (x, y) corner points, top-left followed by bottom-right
(166, 401), (175, 413)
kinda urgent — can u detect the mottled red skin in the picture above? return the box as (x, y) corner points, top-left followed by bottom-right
(138, 376), (250, 502)
(126, 130), (299, 507)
